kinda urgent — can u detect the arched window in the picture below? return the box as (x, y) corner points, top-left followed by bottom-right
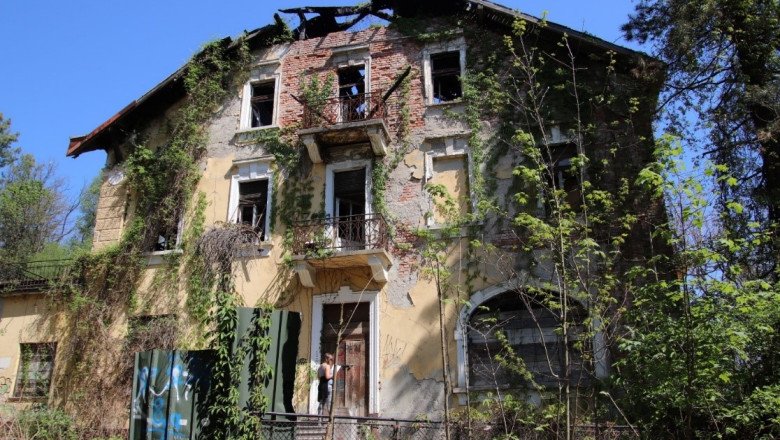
(465, 289), (588, 390)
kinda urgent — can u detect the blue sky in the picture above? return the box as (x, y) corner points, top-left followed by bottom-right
(0, 0), (641, 203)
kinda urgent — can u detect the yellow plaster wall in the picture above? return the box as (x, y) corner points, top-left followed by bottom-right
(0, 295), (56, 399)
(431, 156), (469, 224)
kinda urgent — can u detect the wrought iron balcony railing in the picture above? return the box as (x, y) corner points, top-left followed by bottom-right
(291, 213), (389, 255)
(301, 92), (387, 129)
(0, 259), (72, 292)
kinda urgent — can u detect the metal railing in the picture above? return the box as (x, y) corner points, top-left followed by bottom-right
(302, 92), (387, 128)
(0, 259), (72, 292)
(291, 214), (389, 255)
(258, 412), (639, 440)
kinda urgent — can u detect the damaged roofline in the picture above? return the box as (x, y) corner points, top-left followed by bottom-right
(67, 0), (647, 159)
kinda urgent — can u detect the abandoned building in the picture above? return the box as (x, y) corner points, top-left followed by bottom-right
(0, 0), (664, 435)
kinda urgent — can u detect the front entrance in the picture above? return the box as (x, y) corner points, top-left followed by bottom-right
(321, 303), (369, 417)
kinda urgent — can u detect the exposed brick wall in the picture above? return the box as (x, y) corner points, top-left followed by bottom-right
(276, 26), (426, 137)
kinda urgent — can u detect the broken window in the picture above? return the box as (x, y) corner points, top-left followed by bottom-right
(13, 343), (56, 399)
(237, 179), (269, 242)
(250, 82), (275, 128)
(151, 222), (179, 252)
(430, 51), (462, 103)
(333, 168), (366, 248)
(338, 65), (366, 122)
(467, 292), (586, 389)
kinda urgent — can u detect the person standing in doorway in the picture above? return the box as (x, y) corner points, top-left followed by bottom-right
(317, 353), (334, 415)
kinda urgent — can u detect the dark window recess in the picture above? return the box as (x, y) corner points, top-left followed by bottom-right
(251, 82), (275, 127)
(338, 66), (366, 121)
(238, 179), (269, 241)
(13, 343), (56, 399)
(543, 144), (581, 212)
(430, 51), (462, 103)
(152, 223), (179, 252)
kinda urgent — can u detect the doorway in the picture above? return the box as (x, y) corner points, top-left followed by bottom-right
(321, 302), (369, 417)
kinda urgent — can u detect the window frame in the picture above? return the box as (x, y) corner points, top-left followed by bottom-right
(239, 60), (281, 131)
(422, 37), (466, 105)
(12, 342), (56, 400)
(423, 137), (475, 228)
(454, 281), (607, 404)
(228, 158), (274, 252)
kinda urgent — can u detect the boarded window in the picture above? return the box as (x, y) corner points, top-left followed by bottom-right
(430, 156), (469, 224)
(430, 51), (462, 103)
(238, 179), (269, 241)
(251, 82), (275, 127)
(13, 343), (55, 399)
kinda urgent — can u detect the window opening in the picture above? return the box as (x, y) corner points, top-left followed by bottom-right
(152, 222), (179, 252)
(430, 51), (462, 103)
(338, 66), (366, 122)
(467, 292), (586, 389)
(250, 82), (275, 128)
(333, 168), (366, 248)
(13, 343), (56, 399)
(238, 179), (269, 242)
(542, 144), (581, 212)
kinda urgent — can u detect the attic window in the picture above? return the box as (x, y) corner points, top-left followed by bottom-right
(250, 82), (275, 128)
(430, 51), (462, 103)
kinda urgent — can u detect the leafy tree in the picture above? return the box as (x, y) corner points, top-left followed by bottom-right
(69, 173), (102, 250)
(618, 138), (780, 439)
(623, 0), (780, 277)
(0, 145), (78, 262)
(0, 112), (19, 168)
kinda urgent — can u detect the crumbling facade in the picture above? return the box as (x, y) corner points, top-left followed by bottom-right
(0, 0), (664, 426)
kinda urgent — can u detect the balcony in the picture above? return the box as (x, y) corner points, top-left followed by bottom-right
(298, 92), (390, 163)
(291, 213), (392, 287)
(0, 259), (72, 293)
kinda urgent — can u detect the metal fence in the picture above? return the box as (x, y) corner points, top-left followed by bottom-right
(302, 92), (387, 128)
(259, 413), (639, 440)
(291, 214), (389, 255)
(0, 259), (72, 293)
